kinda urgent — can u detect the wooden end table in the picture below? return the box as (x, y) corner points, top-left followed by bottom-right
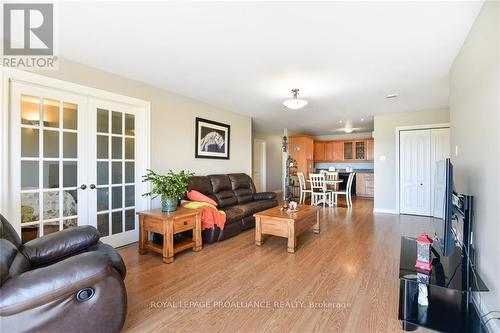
(254, 205), (320, 253)
(137, 207), (201, 263)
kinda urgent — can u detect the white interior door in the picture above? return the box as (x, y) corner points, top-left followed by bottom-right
(400, 129), (431, 215)
(253, 139), (266, 192)
(431, 128), (451, 217)
(88, 98), (149, 247)
(10, 81), (88, 242)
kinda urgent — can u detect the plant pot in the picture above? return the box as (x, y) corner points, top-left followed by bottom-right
(161, 196), (178, 212)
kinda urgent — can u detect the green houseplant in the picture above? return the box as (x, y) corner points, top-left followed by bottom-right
(142, 169), (194, 212)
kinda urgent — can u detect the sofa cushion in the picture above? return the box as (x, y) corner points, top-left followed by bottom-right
(253, 192), (277, 200)
(233, 188), (254, 204)
(214, 191), (238, 208)
(187, 176), (213, 195)
(221, 206), (246, 224)
(228, 173), (255, 191)
(209, 175), (233, 193)
(235, 199), (277, 216)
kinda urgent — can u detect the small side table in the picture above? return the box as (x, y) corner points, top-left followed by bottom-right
(137, 207), (202, 263)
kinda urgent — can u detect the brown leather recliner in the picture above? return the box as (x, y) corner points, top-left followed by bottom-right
(0, 214), (127, 333)
(187, 173), (278, 243)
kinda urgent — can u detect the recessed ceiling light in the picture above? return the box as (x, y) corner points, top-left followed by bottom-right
(386, 94), (398, 99)
(344, 128), (353, 134)
(361, 118), (365, 122)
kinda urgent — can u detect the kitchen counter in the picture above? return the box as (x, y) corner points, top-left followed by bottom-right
(316, 168), (374, 174)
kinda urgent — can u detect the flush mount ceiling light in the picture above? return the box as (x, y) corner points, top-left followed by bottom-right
(344, 128), (353, 134)
(386, 93), (398, 99)
(283, 89), (307, 110)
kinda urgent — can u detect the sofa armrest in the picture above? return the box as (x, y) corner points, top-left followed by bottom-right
(0, 251), (115, 316)
(21, 226), (99, 266)
(253, 192), (277, 200)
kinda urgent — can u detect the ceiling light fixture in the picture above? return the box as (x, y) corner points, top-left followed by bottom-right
(283, 89), (307, 110)
(386, 94), (398, 99)
(344, 128), (353, 134)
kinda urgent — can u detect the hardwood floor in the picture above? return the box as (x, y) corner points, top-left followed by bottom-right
(119, 198), (433, 333)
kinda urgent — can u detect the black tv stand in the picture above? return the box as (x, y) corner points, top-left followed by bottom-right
(398, 236), (489, 332)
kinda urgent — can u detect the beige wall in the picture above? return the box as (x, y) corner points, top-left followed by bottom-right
(450, 1), (500, 327)
(253, 132), (283, 192)
(373, 109), (449, 212)
(35, 59), (252, 179)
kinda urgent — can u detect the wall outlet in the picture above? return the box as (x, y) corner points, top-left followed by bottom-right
(379, 155), (386, 161)
(455, 145), (459, 156)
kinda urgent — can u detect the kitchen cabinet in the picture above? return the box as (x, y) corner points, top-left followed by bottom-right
(332, 141), (343, 161)
(314, 141), (325, 161)
(356, 173), (374, 198)
(324, 142), (333, 161)
(354, 140), (366, 160)
(289, 136), (314, 176)
(313, 139), (374, 162)
(366, 139), (374, 161)
(343, 141), (354, 160)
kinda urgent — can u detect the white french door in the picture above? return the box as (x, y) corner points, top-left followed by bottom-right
(9, 81), (149, 247)
(87, 99), (146, 247)
(399, 128), (450, 216)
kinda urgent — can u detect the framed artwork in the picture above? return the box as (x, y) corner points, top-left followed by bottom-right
(195, 117), (230, 159)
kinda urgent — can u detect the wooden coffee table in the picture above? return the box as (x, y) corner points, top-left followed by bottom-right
(254, 205), (320, 253)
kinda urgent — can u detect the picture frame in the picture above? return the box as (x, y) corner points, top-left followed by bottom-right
(195, 117), (230, 159)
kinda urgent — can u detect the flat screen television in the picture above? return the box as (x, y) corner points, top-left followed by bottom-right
(432, 158), (456, 256)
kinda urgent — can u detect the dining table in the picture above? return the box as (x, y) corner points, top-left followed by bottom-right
(306, 179), (343, 206)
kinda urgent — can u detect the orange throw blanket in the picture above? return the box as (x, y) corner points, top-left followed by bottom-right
(182, 201), (226, 230)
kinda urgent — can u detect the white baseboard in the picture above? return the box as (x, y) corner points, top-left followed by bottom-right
(473, 293), (500, 333)
(373, 208), (397, 214)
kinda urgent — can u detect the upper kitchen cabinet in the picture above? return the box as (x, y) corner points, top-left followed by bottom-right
(314, 141), (326, 161)
(332, 141), (343, 161)
(313, 138), (374, 162)
(366, 139), (374, 161)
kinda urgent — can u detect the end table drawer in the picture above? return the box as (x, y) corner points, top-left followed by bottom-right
(174, 217), (195, 232)
(144, 217), (164, 234)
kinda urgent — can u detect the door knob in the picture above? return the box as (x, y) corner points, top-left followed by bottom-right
(80, 184), (87, 190)
(89, 184), (96, 189)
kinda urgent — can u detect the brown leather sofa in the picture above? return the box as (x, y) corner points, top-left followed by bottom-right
(0, 214), (127, 333)
(187, 173), (278, 243)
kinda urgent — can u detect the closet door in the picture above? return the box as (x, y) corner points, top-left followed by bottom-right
(10, 82), (88, 243)
(400, 130), (431, 215)
(88, 98), (148, 247)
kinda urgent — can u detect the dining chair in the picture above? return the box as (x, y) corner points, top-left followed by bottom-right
(325, 171), (340, 203)
(330, 172), (356, 207)
(309, 173), (332, 207)
(297, 172), (312, 204)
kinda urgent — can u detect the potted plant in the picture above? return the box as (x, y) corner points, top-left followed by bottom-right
(142, 169), (194, 212)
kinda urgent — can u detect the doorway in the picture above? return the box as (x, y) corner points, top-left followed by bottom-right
(253, 139), (266, 192)
(6, 75), (150, 247)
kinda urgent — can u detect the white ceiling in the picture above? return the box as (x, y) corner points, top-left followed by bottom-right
(57, 1), (483, 135)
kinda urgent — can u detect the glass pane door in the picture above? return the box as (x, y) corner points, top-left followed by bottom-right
(89, 99), (141, 247)
(12, 82), (87, 243)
